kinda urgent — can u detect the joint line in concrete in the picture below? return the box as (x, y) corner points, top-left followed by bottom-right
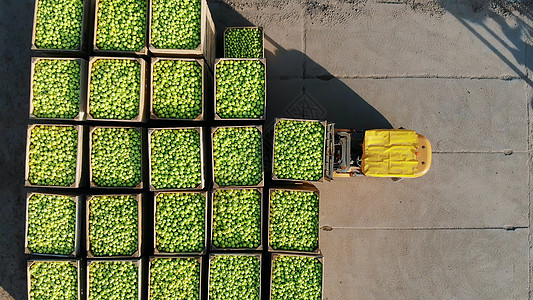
(322, 226), (529, 231)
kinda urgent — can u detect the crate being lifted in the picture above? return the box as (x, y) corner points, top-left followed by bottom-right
(148, 0), (216, 69)
(272, 118), (333, 183)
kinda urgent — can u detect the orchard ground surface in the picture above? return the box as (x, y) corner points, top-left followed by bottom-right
(2, 0), (533, 299)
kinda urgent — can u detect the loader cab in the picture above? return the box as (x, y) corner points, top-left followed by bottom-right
(330, 128), (432, 178)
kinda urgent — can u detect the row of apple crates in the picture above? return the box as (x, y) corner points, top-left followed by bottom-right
(25, 125), (260, 189)
(25, 186), (323, 299)
(28, 253), (322, 299)
(25, 186), (320, 257)
(32, 0), (217, 61)
(24, 122), (332, 190)
(32, 0), (262, 63)
(29, 55), (267, 122)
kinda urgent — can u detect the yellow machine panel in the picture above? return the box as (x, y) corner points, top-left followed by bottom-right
(362, 129), (421, 177)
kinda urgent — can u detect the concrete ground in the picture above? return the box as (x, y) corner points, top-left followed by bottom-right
(1, 0), (533, 299)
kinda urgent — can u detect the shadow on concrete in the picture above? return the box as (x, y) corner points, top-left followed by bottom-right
(436, 0), (533, 90)
(266, 37), (393, 129)
(0, 0), (35, 299)
(209, 0), (393, 162)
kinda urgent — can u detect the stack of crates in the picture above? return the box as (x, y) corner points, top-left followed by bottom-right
(210, 27), (324, 300)
(267, 117), (326, 300)
(25, 0), (322, 298)
(26, 0), (215, 299)
(208, 26), (266, 299)
(28, 0), (89, 298)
